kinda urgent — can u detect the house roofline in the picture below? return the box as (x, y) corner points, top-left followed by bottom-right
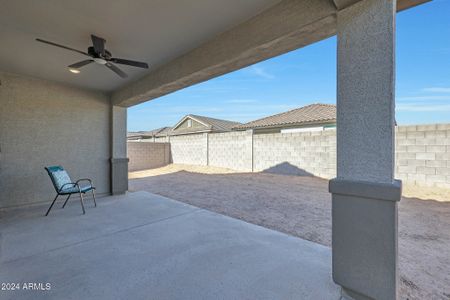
(169, 129), (214, 136)
(233, 119), (336, 131)
(172, 115), (212, 131)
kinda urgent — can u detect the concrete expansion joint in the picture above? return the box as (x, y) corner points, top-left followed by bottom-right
(329, 178), (402, 202)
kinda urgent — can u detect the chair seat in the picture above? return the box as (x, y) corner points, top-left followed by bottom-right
(60, 185), (95, 195)
(45, 165), (97, 216)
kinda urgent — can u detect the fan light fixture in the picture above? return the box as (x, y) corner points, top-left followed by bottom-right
(36, 35), (149, 78)
(69, 68), (80, 74)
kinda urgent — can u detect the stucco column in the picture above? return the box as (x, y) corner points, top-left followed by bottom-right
(330, 0), (401, 299)
(110, 105), (129, 194)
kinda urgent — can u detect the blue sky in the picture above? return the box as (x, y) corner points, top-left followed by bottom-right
(128, 0), (450, 131)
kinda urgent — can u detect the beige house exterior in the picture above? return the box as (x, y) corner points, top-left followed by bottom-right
(128, 115), (240, 141)
(171, 114), (241, 136)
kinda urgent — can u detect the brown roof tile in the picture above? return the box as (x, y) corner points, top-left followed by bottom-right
(189, 115), (241, 132)
(233, 103), (336, 130)
(127, 126), (172, 139)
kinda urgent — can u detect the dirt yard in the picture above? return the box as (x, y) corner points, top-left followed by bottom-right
(129, 164), (450, 300)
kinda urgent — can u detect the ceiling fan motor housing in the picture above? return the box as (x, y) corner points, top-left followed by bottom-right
(36, 35), (148, 78)
(88, 46), (112, 59)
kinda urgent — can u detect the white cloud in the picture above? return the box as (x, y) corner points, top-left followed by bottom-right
(225, 99), (259, 104)
(248, 66), (275, 79)
(396, 103), (450, 112)
(421, 87), (450, 93)
(397, 95), (450, 101)
(165, 106), (223, 113)
(396, 91), (450, 112)
(187, 86), (246, 93)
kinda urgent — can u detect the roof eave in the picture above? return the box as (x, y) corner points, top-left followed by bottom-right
(233, 119), (337, 131)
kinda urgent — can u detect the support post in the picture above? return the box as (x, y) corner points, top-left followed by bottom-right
(330, 0), (401, 299)
(110, 105), (129, 194)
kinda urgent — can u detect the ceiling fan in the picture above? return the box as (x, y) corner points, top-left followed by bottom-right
(35, 35), (149, 78)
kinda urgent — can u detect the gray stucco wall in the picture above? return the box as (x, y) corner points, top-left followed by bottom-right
(128, 142), (170, 171)
(0, 71), (111, 209)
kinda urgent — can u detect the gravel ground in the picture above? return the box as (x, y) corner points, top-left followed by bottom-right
(129, 164), (450, 300)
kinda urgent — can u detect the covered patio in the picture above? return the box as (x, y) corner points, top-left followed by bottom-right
(0, 191), (339, 299)
(0, 0), (430, 299)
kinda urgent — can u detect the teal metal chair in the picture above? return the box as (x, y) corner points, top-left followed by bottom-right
(44, 166), (96, 216)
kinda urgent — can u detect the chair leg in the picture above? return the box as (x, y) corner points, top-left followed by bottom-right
(45, 194), (59, 216)
(92, 189), (97, 207)
(79, 192), (86, 215)
(62, 194), (71, 208)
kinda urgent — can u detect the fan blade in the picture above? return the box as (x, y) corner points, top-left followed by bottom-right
(105, 62), (128, 78)
(68, 60), (94, 69)
(91, 35), (105, 55)
(110, 58), (149, 69)
(36, 38), (90, 57)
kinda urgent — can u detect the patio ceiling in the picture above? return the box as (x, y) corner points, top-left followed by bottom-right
(0, 0), (280, 92)
(0, 0), (429, 105)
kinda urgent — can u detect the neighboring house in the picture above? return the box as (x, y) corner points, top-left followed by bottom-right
(127, 126), (172, 141)
(129, 105), (334, 140)
(127, 115), (240, 140)
(170, 114), (241, 136)
(154, 126), (173, 137)
(233, 103), (336, 134)
(127, 131), (153, 141)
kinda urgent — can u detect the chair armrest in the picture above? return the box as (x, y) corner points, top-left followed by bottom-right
(58, 182), (80, 193)
(76, 178), (94, 188)
(76, 178), (92, 184)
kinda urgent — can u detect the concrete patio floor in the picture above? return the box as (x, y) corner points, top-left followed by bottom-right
(129, 165), (450, 299)
(0, 191), (340, 300)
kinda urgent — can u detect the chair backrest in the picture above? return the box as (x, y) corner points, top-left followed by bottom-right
(45, 166), (72, 193)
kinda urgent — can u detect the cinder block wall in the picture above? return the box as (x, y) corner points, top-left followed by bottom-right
(208, 131), (253, 171)
(129, 124), (450, 188)
(169, 133), (208, 166)
(128, 142), (170, 171)
(253, 130), (337, 178)
(395, 124), (450, 188)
